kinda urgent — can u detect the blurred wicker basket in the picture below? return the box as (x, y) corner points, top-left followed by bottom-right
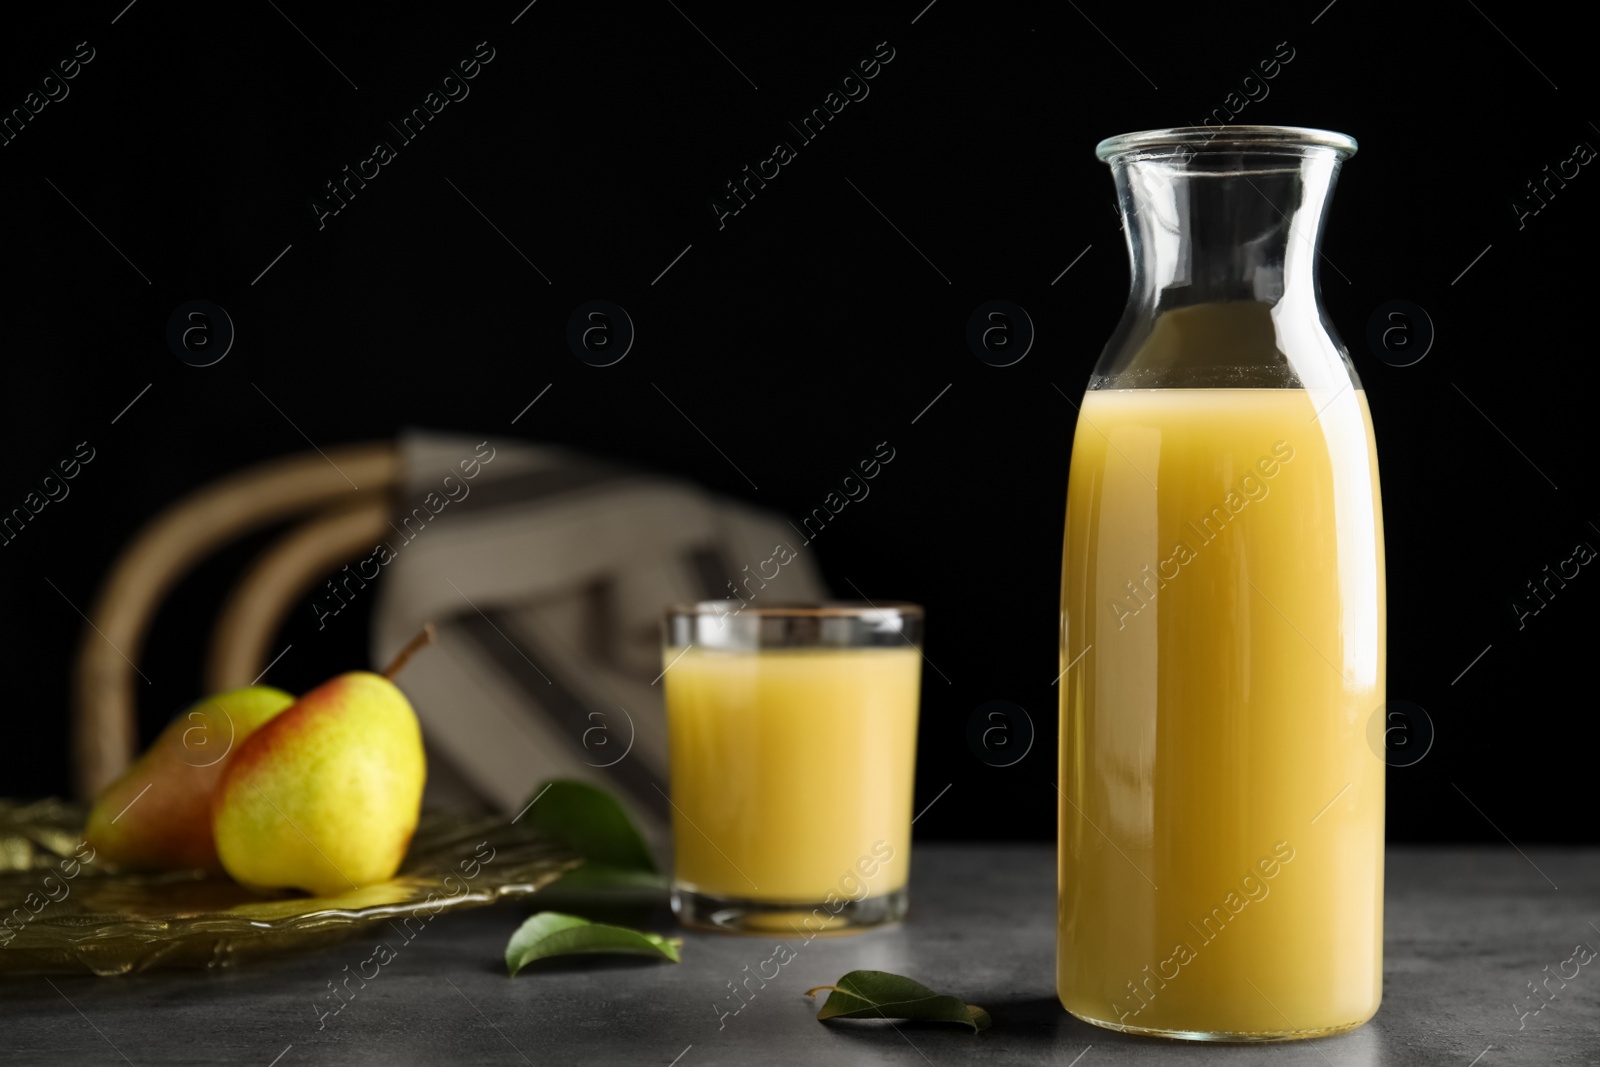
(71, 444), (400, 799)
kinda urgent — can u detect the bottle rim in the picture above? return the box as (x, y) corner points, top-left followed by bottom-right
(1095, 125), (1358, 162)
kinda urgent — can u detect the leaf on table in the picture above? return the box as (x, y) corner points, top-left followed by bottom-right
(505, 912), (681, 975)
(520, 779), (656, 873)
(805, 970), (991, 1032)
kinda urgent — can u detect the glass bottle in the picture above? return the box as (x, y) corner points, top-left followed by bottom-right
(1056, 126), (1383, 1040)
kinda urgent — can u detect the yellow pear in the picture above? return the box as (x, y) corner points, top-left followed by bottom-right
(85, 686), (296, 872)
(211, 652), (427, 896)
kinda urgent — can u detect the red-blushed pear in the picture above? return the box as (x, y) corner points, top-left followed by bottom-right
(84, 686), (297, 872)
(211, 628), (433, 896)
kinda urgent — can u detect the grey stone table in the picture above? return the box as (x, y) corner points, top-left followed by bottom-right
(5, 846), (1597, 1066)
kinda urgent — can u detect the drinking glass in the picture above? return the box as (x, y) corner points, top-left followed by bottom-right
(662, 602), (922, 933)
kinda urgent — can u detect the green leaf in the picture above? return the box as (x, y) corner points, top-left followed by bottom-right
(805, 970), (991, 1032)
(547, 863), (669, 891)
(520, 779), (656, 873)
(505, 912), (681, 975)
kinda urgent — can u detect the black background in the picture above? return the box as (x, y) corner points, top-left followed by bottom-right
(1, 0), (1594, 844)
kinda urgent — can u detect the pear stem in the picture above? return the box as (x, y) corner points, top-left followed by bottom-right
(382, 624), (436, 679)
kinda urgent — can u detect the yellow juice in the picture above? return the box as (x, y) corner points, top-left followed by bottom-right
(664, 646), (919, 902)
(1058, 386), (1385, 1037)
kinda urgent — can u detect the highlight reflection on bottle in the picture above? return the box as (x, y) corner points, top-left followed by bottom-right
(1058, 128), (1385, 1041)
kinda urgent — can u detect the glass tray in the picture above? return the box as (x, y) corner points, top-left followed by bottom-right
(0, 799), (575, 976)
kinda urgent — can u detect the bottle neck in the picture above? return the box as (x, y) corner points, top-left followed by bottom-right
(1096, 144), (1354, 390)
(1116, 150), (1341, 313)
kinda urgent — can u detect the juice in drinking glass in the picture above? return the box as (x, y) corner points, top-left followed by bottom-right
(663, 603), (921, 933)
